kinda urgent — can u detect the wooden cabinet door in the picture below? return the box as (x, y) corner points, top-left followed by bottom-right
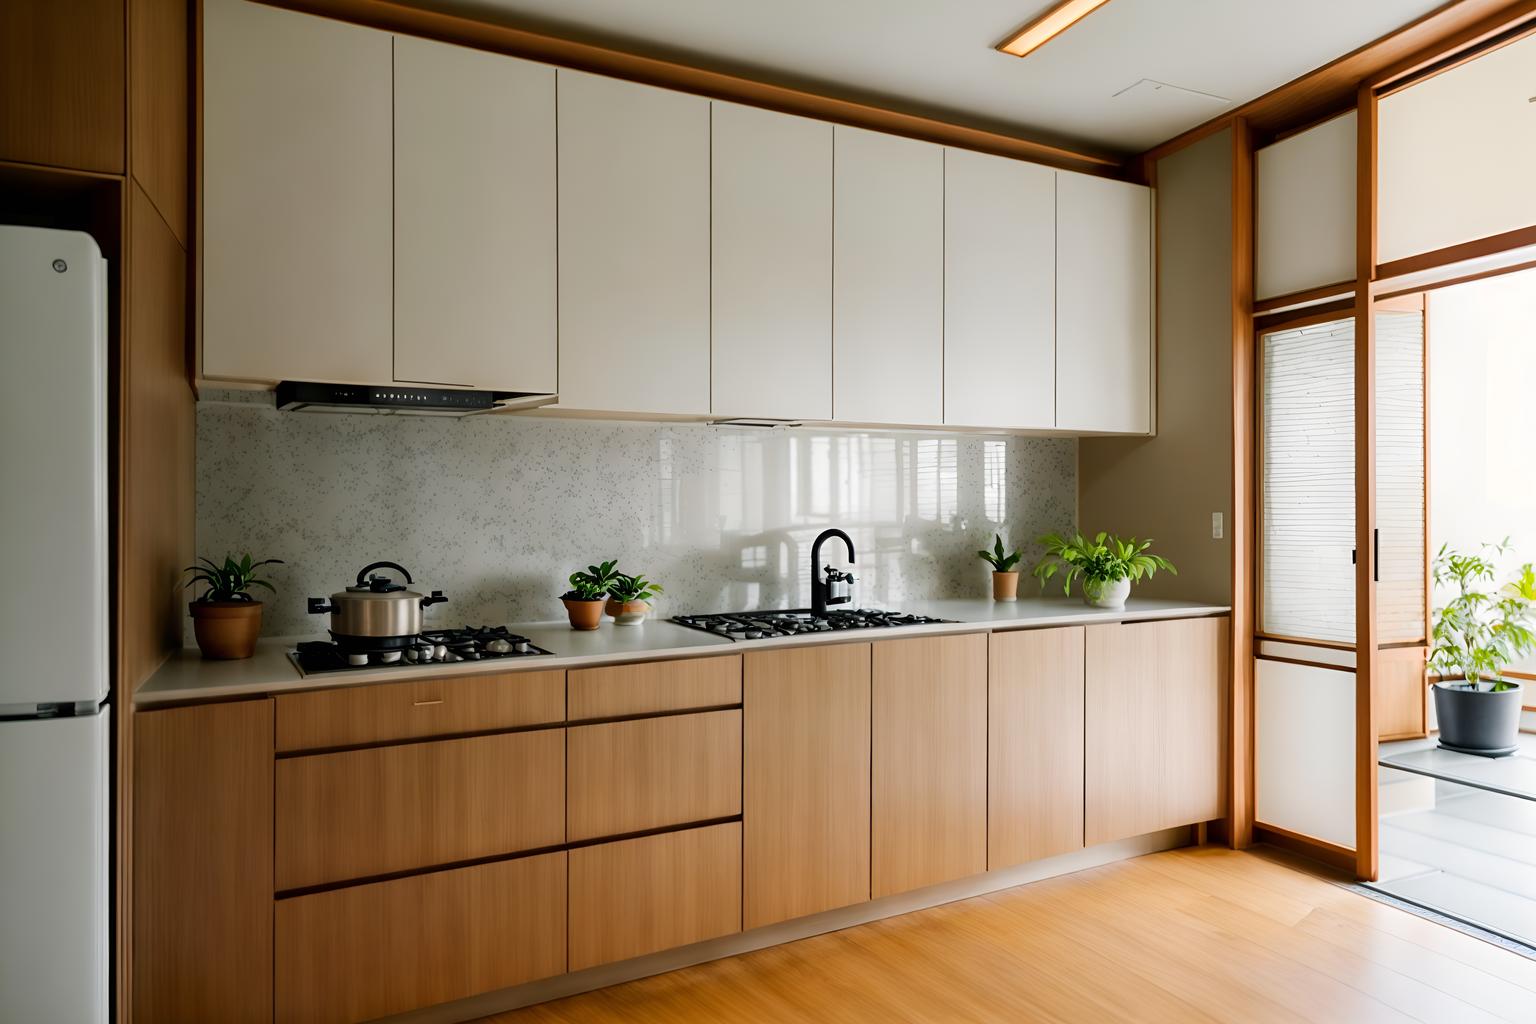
(276, 852), (566, 1024)
(393, 35), (557, 393)
(832, 125), (944, 425)
(567, 709), (742, 842)
(134, 699), (273, 1024)
(989, 627), (1085, 869)
(872, 633), (988, 898)
(743, 643), (870, 929)
(711, 101), (833, 420)
(556, 70), (710, 414)
(0, 0), (124, 173)
(567, 655), (741, 721)
(1085, 617), (1229, 845)
(943, 148), (1055, 430)
(275, 729), (565, 889)
(568, 823), (741, 971)
(202, 0), (392, 384)
(1055, 171), (1152, 434)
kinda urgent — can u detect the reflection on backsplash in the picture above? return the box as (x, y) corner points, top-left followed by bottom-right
(195, 390), (1077, 637)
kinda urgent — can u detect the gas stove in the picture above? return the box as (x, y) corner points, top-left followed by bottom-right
(671, 608), (956, 641)
(291, 625), (554, 674)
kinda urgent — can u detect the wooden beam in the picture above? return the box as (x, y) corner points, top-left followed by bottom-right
(1353, 83), (1380, 884)
(1140, 0), (1536, 162)
(256, 0), (1126, 179)
(1228, 119), (1256, 851)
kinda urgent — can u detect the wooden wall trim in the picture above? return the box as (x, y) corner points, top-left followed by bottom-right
(254, 0), (1127, 179)
(1353, 82), (1380, 884)
(1254, 823), (1356, 874)
(1228, 119), (1256, 851)
(1370, 0), (1536, 93)
(1251, 280), (1356, 315)
(1374, 223), (1536, 283)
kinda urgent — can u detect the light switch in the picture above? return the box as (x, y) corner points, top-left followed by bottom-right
(1211, 512), (1224, 540)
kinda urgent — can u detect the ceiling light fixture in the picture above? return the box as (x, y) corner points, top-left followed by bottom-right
(996, 0), (1113, 58)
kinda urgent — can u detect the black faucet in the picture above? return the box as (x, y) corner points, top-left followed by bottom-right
(810, 528), (856, 617)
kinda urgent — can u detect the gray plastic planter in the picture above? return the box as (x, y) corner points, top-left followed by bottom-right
(1432, 681), (1524, 757)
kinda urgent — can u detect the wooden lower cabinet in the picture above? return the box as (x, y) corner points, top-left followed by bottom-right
(275, 728), (565, 889)
(567, 655), (742, 720)
(872, 633), (988, 898)
(1084, 616), (1230, 845)
(134, 699), (273, 1024)
(988, 627), (1086, 869)
(743, 643), (871, 929)
(275, 852), (567, 1024)
(568, 822), (742, 971)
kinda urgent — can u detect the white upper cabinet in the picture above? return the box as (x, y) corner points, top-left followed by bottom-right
(832, 126), (944, 426)
(711, 103), (833, 421)
(556, 71), (711, 415)
(1255, 112), (1356, 301)
(393, 36), (557, 394)
(1055, 172), (1152, 435)
(1379, 32), (1536, 265)
(202, 0), (392, 384)
(943, 149), (1055, 430)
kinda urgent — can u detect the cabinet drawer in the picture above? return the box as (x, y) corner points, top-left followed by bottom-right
(274, 669), (564, 752)
(569, 823), (740, 971)
(276, 852), (566, 1024)
(567, 655), (741, 720)
(276, 729), (564, 890)
(567, 709), (741, 842)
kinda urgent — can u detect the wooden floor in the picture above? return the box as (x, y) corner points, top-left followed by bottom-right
(486, 845), (1536, 1023)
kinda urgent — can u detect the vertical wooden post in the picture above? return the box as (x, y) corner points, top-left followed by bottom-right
(1354, 84), (1380, 883)
(1228, 118), (1256, 850)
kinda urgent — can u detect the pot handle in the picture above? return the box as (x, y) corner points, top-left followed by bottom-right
(307, 598), (333, 615)
(421, 590), (447, 608)
(355, 561), (413, 586)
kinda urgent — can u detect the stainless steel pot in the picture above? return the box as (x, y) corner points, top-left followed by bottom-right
(307, 561), (446, 643)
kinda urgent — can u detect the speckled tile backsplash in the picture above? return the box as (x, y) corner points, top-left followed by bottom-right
(195, 390), (1077, 637)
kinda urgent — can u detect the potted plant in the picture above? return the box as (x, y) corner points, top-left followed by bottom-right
(182, 553), (284, 660)
(562, 560), (619, 631)
(978, 534), (1023, 602)
(1031, 530), (1175, 610)
(1427, 542), (1536, 757)
(606, 573), (664, 626)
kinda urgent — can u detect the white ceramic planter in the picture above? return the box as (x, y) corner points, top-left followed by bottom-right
(1083, 577), (1131, 610)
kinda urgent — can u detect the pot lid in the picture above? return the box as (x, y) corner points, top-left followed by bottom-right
(348, 573), (407, 594)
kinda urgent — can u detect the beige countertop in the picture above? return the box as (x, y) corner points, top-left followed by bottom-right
(134, 596), (1230, 707)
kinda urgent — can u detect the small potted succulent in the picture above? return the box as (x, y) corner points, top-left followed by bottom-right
(1031, 530), (1175, 610)
(562, 560), (619, 631)
(977, 534), (1023, 602)
(1428, 542), (1536, 757)
(182, 553), (284, 660)
(606, 572), (664, 626)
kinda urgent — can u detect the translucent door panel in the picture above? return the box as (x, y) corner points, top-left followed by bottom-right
(1255, 658), (1356, 847)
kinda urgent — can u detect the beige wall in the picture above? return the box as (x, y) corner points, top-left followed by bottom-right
(1078, 128), (1233, 604)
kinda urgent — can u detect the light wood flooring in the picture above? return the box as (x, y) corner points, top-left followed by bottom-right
(486, 845), (1536, 1023)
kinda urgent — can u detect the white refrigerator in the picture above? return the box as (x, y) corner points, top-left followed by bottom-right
(0, 225), (111, 1023)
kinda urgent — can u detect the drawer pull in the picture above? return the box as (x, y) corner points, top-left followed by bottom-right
(412, 699), (444, 707)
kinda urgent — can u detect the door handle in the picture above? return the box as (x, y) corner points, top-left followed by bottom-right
(1350, 528), (1380, 582)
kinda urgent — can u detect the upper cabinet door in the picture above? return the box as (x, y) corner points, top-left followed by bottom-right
(556, 71), (710, 415)
(833, 126), (944, 426)
(393, 37), (556, 394)
(1255, 112), (1355, 301)
(943, 149), (1055, 430)
(202, 0), (392, 384)
(1055, 173), (1152, 435)
(711, 103), (833, 421)
(1379, 32), (1536, 265)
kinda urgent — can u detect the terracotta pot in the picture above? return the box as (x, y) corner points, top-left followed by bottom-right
(563, 596), (605, 631)
(190, 600), (263, 660)
(991, 571), (1020, 602)
(605, 599), (650, 625)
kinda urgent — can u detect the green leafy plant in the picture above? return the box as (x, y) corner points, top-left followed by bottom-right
(607, 572), (664, 605)
(977, 534), (1022, 573)
(182, 553), (284, 603)
(1428, 541), (1536, 692)
(563, 559), (620, 601)
(1031, 531), (1175, 595)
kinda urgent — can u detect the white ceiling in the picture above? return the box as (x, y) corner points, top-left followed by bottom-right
(399, 0), (1449, 154)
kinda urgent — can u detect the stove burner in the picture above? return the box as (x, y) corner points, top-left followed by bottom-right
(671, 608), (956, 640)
(294, 625), (551, 673)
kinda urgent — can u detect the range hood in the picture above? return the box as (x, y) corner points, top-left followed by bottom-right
(275, 381), (554, 416)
